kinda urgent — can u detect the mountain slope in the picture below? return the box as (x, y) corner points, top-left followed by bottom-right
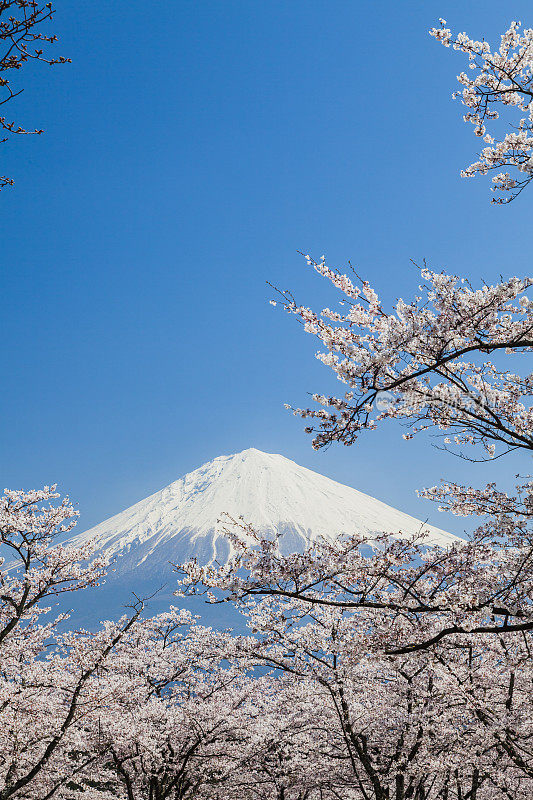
(71, 448), (458, 578)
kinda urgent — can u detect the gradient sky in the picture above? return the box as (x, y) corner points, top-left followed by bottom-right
(2, 0), (531, 535)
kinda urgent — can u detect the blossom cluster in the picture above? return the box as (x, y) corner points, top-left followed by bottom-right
(431, 20), (533, 202)
(276, 255), (532, 459)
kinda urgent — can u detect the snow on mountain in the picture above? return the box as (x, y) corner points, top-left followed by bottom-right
(71, 449), (458, 579)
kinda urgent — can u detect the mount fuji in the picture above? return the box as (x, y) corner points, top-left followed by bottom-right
(71, 448), (457, 579)
(62, 449), (460, 626)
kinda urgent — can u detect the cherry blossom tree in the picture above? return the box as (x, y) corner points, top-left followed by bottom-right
(0, 485), (143, 800)
(0, 485), (107, 633)
(0, 1), (70, 190)
(80, 613), (256, 800)
(430, 634), (533, 798)
(179, 535), (531, 800)
(221, 676), (332, 800)
(431, 19), (533, 203)
(0, 608), (150, 800)
(51, 610), (327, 800)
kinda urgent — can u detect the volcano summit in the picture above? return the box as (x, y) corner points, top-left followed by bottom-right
(71, 448), (457, 580)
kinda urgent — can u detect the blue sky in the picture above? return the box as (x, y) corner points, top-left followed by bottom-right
(1, 0), (531, 534)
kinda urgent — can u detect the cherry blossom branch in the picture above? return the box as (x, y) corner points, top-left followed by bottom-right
(0, 1), (70, 190)
(272, 255), (532, 460)
(431, 19), (533, 202)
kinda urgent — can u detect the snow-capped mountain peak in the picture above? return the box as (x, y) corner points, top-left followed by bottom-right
(70, 449), (458, 578)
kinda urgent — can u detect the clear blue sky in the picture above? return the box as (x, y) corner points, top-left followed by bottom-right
(1, 0), (531, 535)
